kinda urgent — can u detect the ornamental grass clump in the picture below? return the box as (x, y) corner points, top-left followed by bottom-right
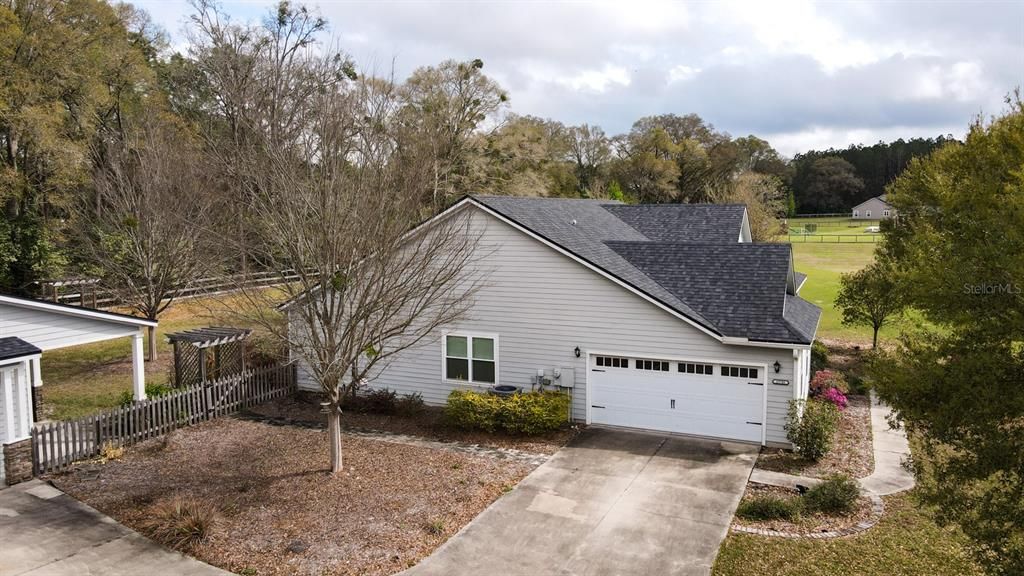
(141, 497), (215, 550)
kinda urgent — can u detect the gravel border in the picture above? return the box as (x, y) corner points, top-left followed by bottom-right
(237, 412), (552, 467)
(730, 491), (884, 539)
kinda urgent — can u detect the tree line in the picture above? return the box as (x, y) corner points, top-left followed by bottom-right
(834, 98), (1023, 575)
(1, 0), (956, 300)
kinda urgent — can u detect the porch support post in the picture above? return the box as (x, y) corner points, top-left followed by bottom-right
(31, 358), (42, 388)
(131, 330), (146, 401)
(793, 349), (802, 401)
(30, 358), (42, 423)
(16, 363), (30, 438)
(1, 368), (15, 441)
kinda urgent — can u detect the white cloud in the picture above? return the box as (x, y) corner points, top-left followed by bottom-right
(668, 65), (701, 84)
(766, 124), (966, 157)
(142, 0), (1022, 153)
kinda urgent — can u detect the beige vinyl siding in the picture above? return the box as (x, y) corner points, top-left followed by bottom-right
(292, 206), (802, 446)
(0, 305), (140, 351)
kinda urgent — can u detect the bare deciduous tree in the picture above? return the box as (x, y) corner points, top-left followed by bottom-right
(399, 58), (508, 206)
(708, 172), (787, 242)
(190, 2), (489, 473)
(81, 116), (215, 361)
(228, 74), (487, 474)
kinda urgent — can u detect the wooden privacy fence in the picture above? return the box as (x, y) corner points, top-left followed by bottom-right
(31, 363), (297, 475)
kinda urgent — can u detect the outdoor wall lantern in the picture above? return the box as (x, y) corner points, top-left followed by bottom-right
(773, 360), (782, 373)
(574, 346), (581, 358)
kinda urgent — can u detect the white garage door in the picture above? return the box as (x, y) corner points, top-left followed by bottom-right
(588, 354), (765, 443)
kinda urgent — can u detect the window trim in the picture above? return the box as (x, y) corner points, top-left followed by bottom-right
(883, 209), (890, 217)
(442, 331), (499, 386)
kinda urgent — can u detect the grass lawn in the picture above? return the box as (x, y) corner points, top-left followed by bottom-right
(712, 491), (982, 576)
(40, 294), (276, 421)
(790, 242), (880, 342)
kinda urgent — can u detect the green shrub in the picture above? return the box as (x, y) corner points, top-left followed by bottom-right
(362, 388), (399, 414)
(395, 392), (426, 416)
(804, 474), (861, 515)
(445, 390), (569, 435)
(498, 391), (570, 434)
(846, 374), (869, 395)
(119, 383), (174, 407)
(786, 399), (840, 461)
(811, 340), (829, 372)
(809, 369), (849, 395)
(445, 390), (503, 432)
(736, 495), (803, 521)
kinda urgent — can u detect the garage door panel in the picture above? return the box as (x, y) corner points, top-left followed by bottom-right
(589, 356), (765, 443)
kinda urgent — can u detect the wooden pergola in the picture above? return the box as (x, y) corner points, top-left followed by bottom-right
(167, 327), (252, 387)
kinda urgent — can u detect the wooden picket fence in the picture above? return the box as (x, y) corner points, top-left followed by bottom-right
(31, 363), (296, 475)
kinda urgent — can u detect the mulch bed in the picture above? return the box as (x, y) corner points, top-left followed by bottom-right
(248, 394), (581, 456)
(732, 483), (875, 536)
(755, 394), (874, 479)
(53, 417), (537, 576)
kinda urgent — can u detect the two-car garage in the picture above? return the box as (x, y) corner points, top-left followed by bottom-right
(587, 353), (767, 443)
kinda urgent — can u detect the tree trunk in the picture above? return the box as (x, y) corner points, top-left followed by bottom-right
(872, 325), (880, 349)
(147, 325), (157, 362)
(327, 406), (343, 473)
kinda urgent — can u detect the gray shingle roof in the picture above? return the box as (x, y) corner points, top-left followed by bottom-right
(606, 242), (813, 343)
(471, 195), (821, 344)
(0, 337), (41, 362)
(794, 271), (808, 290)
(473, 196), (717, 333)
(783, 295), (821, 343)
(604, 204), (747, 243)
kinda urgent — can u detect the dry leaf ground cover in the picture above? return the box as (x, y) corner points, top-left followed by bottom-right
(53, 417), (536, 576)
(755, 394), (873, 479)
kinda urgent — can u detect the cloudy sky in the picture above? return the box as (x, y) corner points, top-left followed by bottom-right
(138, 0), (1023, 156)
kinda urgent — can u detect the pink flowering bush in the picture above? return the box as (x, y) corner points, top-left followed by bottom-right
(809, 369), (850, 395)
(820, 387), (848, 411)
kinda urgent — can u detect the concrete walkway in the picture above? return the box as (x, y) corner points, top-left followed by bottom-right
(750, 393), (914, 496)
(0, 480), (231, 576)
(860, 392), (915, 495)
(403, 428), (758, 576)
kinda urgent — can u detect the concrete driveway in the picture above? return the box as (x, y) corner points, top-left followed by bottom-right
(0, 480), (229, 576)
(404, 428), (758, 576)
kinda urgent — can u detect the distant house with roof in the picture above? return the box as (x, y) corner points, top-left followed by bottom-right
(852, 195), (895, 219)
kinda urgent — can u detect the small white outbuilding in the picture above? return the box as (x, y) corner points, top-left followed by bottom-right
(0, 337), (41, 485)
(0, 293), (158, 403)
(0, 337), (41, 445)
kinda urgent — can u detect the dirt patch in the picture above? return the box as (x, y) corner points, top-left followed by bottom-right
(755, 394), (874, 479)
(732, 483), (874, 536)
(248, 394), (581, 456)
(820, 339), (874, 379)
(53, 418), (536, 576)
